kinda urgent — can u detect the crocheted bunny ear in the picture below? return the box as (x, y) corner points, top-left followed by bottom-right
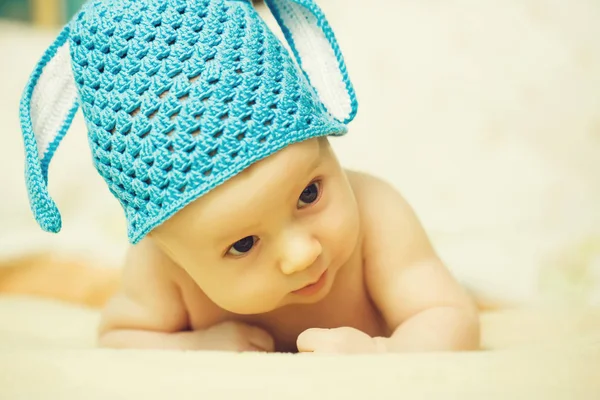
(19, 24), (79, 233)
(264, 0), (358, 124)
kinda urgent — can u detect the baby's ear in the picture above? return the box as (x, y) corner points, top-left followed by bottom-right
(264, 0), (358, 124)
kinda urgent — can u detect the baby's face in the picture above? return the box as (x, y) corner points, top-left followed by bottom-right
(151, 137), (360, 314)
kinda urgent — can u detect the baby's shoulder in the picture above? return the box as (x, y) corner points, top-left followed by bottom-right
(123, 238), (187, 288)
(124, 238), (229, 325)
(345, 169), (404, 212)
(344, 169), (418, 235)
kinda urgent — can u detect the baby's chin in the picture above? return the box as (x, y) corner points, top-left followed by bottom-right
(212, 294), (293, 315)
(214, 277), (337, 314)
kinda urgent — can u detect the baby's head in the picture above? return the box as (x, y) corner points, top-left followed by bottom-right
(151, 136), (360, 314)
(19, 0), (358, 313)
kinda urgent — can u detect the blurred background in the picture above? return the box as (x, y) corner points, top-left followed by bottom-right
(0, 0), (87, 26)
(0, 0), (599, 310)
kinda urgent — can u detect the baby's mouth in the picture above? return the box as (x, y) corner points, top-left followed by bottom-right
(292, 269), (328, 296)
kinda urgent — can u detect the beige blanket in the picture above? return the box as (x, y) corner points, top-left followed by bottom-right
(0, 296), (598, 399)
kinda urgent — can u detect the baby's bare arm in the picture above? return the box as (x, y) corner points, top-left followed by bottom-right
(98, 238), (274, 351)
(97, 238), (192, 349)
(353, 172), (480, 352)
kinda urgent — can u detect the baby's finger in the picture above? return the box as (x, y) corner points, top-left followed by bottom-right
(246, 325), (275, 352)
(297, 328), (333, 353)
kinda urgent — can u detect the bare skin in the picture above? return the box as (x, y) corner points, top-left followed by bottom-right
(98, 137), (479, 353)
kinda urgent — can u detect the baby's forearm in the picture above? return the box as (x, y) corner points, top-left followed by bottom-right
(379, 306), (480, 352)
(98, 329), (204, 350)
(98, 320), (275, 352)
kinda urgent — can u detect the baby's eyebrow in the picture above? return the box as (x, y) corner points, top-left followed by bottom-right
(214, 220), (263, 244)
(306, 152), (321, 176)
(279, 147), (321, 187)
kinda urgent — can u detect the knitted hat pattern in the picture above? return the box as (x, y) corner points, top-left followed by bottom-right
(19, 0), (358, 244)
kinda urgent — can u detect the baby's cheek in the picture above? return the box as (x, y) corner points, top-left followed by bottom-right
(319, 201), (360, 266)
(325, 197), (360, 240)
(206, 272), (277, 314)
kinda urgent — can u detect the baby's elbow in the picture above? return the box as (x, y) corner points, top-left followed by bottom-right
(95, 297), (131, 346)
(96, 329), (137, 349)
(96, 316), (123, 348)
(432, 303), (480, 351)
(454, 304), (481, 351)
(96, 330), (117, 348)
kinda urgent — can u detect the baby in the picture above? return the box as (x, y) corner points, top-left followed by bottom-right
(19, 0), (479, 353)
(99, 136), (479, 353)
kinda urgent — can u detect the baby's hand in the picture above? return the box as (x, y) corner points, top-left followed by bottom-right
(297, 327), (384, 354)
(192, 321), (275, 352)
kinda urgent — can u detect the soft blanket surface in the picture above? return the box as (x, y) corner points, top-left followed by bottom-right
(0, 296), (599, 399)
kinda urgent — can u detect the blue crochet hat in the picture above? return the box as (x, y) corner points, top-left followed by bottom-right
(19, 0), (357, 244)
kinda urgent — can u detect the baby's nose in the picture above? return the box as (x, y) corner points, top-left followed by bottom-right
(279, 233), (322, 275)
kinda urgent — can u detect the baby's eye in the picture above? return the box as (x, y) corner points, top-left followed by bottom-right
(227, 235), (258, 256)
(297, 181), (321, 208)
